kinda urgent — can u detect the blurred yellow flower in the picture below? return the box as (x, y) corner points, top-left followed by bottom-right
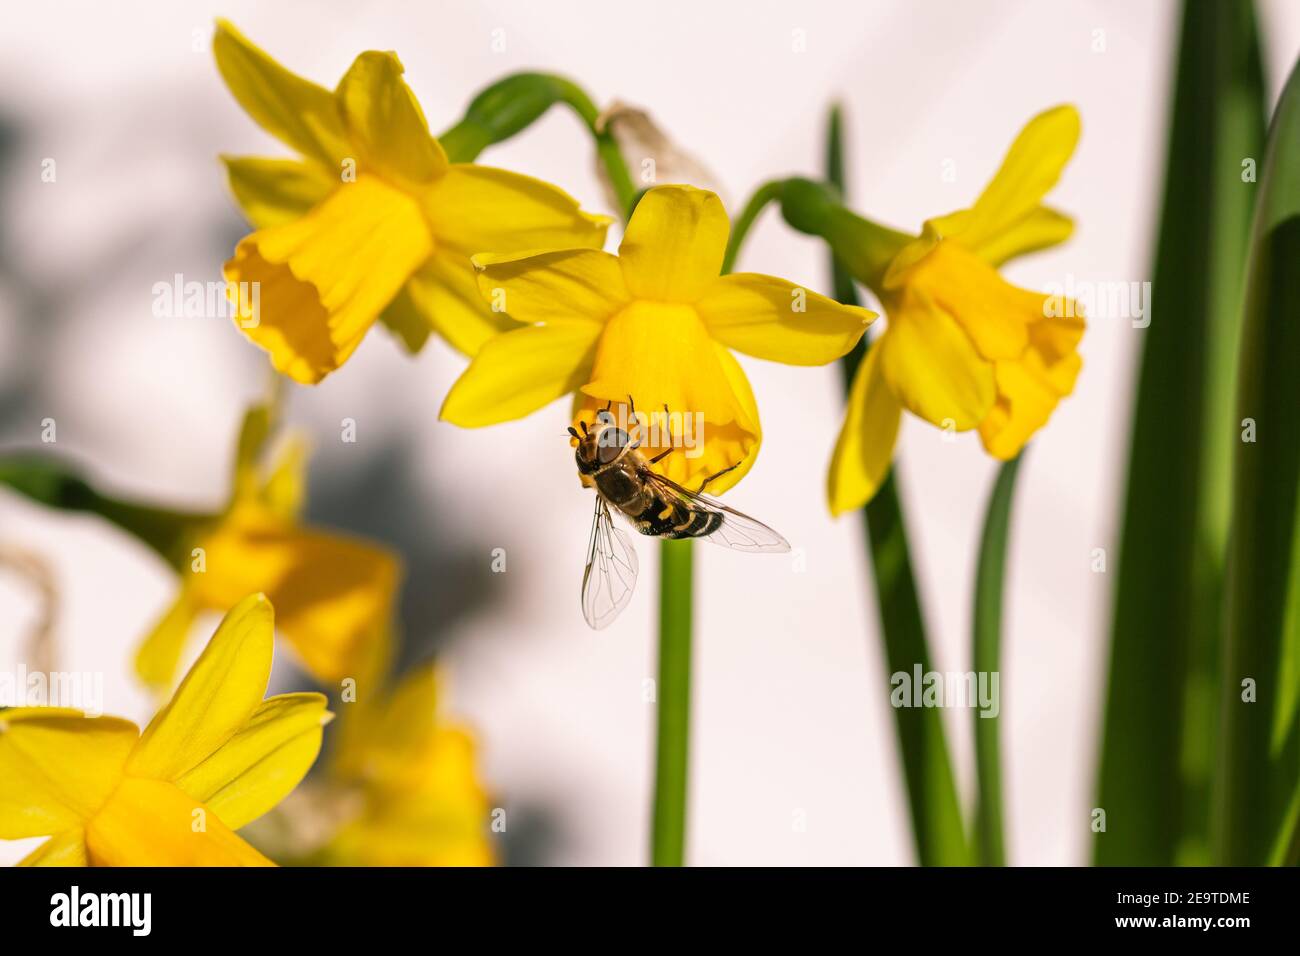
(829, 106), (1085, 514)
(441, 184), (875, 493)
(1, 595), (331, 866)
(214, 20), (611, 384)
(321, 663), (494, 866)
(135, 407), (400, 691)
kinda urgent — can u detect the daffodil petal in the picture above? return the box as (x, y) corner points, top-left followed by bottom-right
(187, 504), (400, 685)
(695, 272), (874, 365)
(175, 693), (330, 830)
(128, 594), (273, 782)
(85, 777), (274, 867)
(380, 252), (517, 358)
(326, 720), (493, 866)
(332, 665), (439, 782)
(224, 175), (433, 384)
(326, 785), (493, 867)
(828, 341), (901, 515)
(413, 251), (518, 356)
(441, 321), (603, 427)
(134, 590), (200, 692)
(379, 282), (433, 354)
(334, 50), (447, 186)
(0, 712), (139, 837)
(212, 19), (349, 168)
(956, 105), (1081, 254)
(259, 437), (308, 521)
(472, 248), (628, 326)
(221, 156), (338, 230)
(424, 165), (611, 257)
(878, 299), (996, 430)
(618, 185), (729, 301)
(976, 205), (1075, 267)
(18, 828), (87, 866)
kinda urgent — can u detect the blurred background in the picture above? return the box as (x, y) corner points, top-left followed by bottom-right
(2, 0), (1299, 866)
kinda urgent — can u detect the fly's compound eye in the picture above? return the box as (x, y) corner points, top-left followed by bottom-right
(597, 427), (630, 464)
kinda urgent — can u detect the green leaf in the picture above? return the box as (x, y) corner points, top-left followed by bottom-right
(972, 454), (1022, 866)
(826, 105), (968, 866)
(1094, 0), (1264, 866)
(0, 454), (214, 570)
(1214, 53), (1300, 866)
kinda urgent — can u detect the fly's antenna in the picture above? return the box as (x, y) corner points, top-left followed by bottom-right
(567, 426), (581, 440)
(579, 420), (589, 435)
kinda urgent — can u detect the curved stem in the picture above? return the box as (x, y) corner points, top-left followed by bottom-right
(438, 73), (638, 219)
(721, 180), (783, 275)
(545, 77), (638, 220)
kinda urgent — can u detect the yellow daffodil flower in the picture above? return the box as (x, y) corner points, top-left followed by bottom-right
(823, 105), (1084, 514)
(135, 408), (400, 691)
(214, 20), (611, 384)
(440, 184), (875, 493)
(320, 664), (493, 866)
(1, 594), (331, 866)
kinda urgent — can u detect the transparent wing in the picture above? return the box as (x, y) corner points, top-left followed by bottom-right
(581, 495), (640, 629)
(642, 472), (790, 553)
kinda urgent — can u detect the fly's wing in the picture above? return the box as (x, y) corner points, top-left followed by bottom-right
(581, 495), (640, 629)
(642, 471), (790, 553)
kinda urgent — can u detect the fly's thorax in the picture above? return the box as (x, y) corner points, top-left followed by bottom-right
(593, 457), (646, 509)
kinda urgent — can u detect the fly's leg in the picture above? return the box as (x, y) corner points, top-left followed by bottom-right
(648, 401), (675, 464)
(698, 463), (739, 494)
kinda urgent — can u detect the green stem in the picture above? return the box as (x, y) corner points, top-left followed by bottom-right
(652, 538), (694, 866)
(826, 104), (968, 866)
(972, 454), (1023, 866)
(721, 180), (783, 274)
(438, 73), (638, 218)
(646, 173), (778, 867)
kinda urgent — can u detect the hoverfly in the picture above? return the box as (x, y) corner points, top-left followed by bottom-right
(569, 398), (790, 629)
